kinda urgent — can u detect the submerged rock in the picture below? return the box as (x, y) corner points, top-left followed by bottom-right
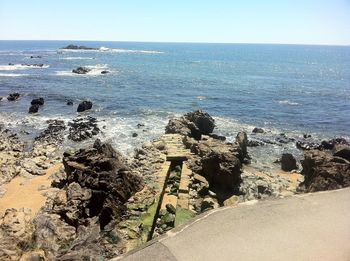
(77, 100), (93, 112)
(252, 127), (264, 134)
(28, 104), (40, 114)
(7, 93), (20, 101)
(31, 97), (44, 106)
(72, 66), (91, 75)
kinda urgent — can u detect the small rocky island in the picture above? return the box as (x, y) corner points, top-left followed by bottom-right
(61, 44), (98, 50)
(0, 108), (349, 260)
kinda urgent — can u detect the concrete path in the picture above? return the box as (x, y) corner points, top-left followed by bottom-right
(115, 188), (350, 261)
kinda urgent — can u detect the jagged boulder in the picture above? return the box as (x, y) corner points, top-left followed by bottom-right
(7, 93), (20, 101)
(61, 139), (144, 228)
(77, 100), (92, 112)
(281, 153), (297, 171)
(31, 97), (44, 106)
(72, 67), (91, 75)
(28, 104), (40, 114)
(165, 110), (215, 140)
(300, 149), (350, 192)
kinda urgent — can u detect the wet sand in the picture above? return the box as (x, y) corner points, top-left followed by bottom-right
(0, 164), (62, 217)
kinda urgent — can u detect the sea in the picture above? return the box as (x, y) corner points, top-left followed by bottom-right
(0, 41), (349, 169)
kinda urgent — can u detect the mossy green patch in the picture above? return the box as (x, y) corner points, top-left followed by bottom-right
(175, 207), (195, 227)
(139, 200), (158, 240)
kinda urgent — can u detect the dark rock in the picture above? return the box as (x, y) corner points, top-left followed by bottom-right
(137, 123), (145, 128)
(72, 67), (91, 74)
(61, 139), (144, 228)
(296, 140), (321, 151)
(62, 44), (97, 50)
(185, 110), (215, 134)
(21, 63), (45, 67)
(132, 133), (138, 138)
(252, 127), (264, 134)
(66, 100), (73, 106)
(101, 70), (110, 74)
(275, 133), (294, 144)
(165, 110), (215, 139)
(77, 100), (93, 112)
(281, 153), (297, 171)
(303, 134), (311, 139)
(31, 97), (44, 106)
(165, 204), (176, 214)
(30, 55), (42, 58)
(7, 93), (20, 101)
(68, 116), (100, 142)
(321, 138), (348, 150)
(236, 132), (248, 160)
(333, 145), (350, 161)
(300, 149), (350, 192)
(35, 119), (66, 145)
(208, 133), (226, 141)
(247, 140), (264, 147)
(201, 146), (242, 193)
(29, 104), (40, 114)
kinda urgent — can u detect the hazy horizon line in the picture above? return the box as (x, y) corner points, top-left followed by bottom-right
(0, 39), (349, 47)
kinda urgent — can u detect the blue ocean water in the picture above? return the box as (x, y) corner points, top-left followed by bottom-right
(0, 41), (349, 157)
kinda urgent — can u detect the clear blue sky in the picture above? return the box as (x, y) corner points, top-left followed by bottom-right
(0, 0), (349, 45)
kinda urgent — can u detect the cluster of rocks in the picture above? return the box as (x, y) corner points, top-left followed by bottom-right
(299, 138), (350, 192)
(6, 92), (20, 101)
(72, 66), (91, 74)
(30, 139), (144, 259)
(72, 66), (110, 75)
(68, 116), (100, 142)
(29, 97), (45, 113)
(77, 100), (93, 112)
(166, 110), (215, 140)
(165, 111), (249, 210)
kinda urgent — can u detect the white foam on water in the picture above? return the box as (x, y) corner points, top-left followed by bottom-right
(55, 64), (114, 76)
(0, 73), (29, 77)
(0, 64), (49, 70)
(61, 47), (164, 54)
(60, 57), (94, 60)
(278, 100), (300, 106)
(97, 114), (169, 156)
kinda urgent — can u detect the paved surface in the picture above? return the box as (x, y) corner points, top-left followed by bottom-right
(115, 188), (350, 261)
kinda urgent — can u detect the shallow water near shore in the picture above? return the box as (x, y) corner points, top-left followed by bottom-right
(0, 41), (349, 166)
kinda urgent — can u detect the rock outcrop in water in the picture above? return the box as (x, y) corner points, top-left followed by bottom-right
(165, 110), (215, 140)
(299, 139), (350, 192)
(68, 116), (100, 141)
(7, 93), (20, 101)
(62, 44), (98, 50)
(77, 100), (93, 112)
(72, 66), (91, 74)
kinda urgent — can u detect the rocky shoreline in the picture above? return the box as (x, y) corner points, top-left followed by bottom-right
(0, 110), (349, 260)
